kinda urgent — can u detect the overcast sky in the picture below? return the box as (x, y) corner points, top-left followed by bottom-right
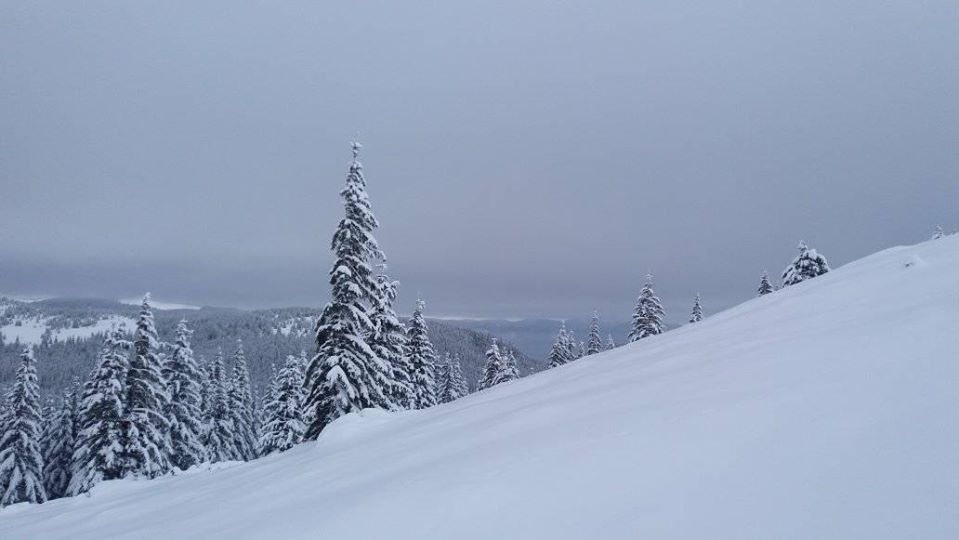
(2, 1), (957, 319)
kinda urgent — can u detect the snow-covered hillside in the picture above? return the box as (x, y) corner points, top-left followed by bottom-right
(3, 238), (958, 539)
(0, 315), (135, 346)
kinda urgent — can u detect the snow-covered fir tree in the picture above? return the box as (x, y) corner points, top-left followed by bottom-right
(161, 320), (205, 470)
(479, 339), (504, 390)
(120, 294), (171, 478)
(450, 354), (469, 398)
(628, 274), (666, 342)
(548, 323), (572, 368)
(196, 355), (210, 439)
(370, 274), (413, 409)
(41, 378), (80, 500)
(758, 270), (774, 296)
(495, 347), (519, 386)
(303, 142), (395, 439)
(436, 352), (469, 403)
(434, 353), (451, 403)
(69, 328), (129, 495)
(407, 299), (437, 409)
(781, 241), (830, 286)
(201, 349), (235, 463)
(689, 294), (703, 323)
(258, 355), (305, 455)
(256, 362), (278, 452)
(586, 312), (603, 355)
(227, 340), (256, 461)
(932, 225), (944, 240)
(606, 333), (616, 351)
(564, 329), (581, 361)
(0, 348), (46, 506)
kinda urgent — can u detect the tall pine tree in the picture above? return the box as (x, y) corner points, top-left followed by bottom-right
(258, 355), (305, 455)
(586, 312), (603, 355)
(479, 339), (504, 390)
(495, 347), (519, 386)
(781, 241), (830, 286)
(434, 353), (451, 403)
(304, 142), (395, 439)
(605, 333), (616, 351)
(120, 294), (171, 478)
(450, 354), (469, 398)
(548, 323), (572, 368)
(41, 378), (80, 500)
(227, 340), (256, 461)
(370, 274), (414, 410)
(628, 274), (666, 342)
(565, 329), (582, 361)
(201, 350), (235, 463)
(0, 348), (47, 506)
(162, 320), (205, 470)
(70, 328), (129, 495)
(407, 299), (437, 409)
(689, 294), (703, 323)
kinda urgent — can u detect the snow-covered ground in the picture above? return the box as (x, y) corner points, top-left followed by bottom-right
(3, 237), (958, 538)
(0, 315), (135, 346)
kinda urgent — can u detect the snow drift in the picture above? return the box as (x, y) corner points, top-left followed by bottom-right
(3, 237), (958, 539)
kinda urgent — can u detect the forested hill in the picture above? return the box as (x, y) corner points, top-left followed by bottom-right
(0, 297), (543, 398)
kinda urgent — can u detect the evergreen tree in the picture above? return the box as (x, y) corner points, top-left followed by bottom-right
(450, 354), (469, 398)
(69, 328), (129, 495)
(435, 352), (469, 403)
(689, 294), (704, 323)
(932, 225), (944, 240)
(548, 323), (572, 368)
(201, 350), (235, 463)
(120, 294), (171, 478)
(0, 348), (46, 506)
(197, 355), (210, 439)
(258, 355), (305, 455)
(478, 339), (504, 390)
(758, 270), (774, 296)
(628, 274), (666, 342)
(304, 142), (395, 440)
(564, 329), (581, 361)
(227, 340), (256, 461)
(407, 299), (437, 409)
(162, 320), (205, 471)
(781, 241), (830, 286)
(586, 312), (603, 355)
(495, 347), (519, 386)
(370, 274), (413, 409)
(41, 378), (80, 500)
(434, 353), (451, 403)
(605, 333), (616, 351)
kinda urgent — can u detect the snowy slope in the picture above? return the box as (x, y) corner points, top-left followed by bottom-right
(3, 238), (959, 539)
(0, 315), (135, 346)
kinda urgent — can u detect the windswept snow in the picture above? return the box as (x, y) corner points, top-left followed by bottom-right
(3, 238), (959, 538)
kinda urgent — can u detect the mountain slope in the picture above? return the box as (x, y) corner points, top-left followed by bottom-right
(3, 238), (958, 539)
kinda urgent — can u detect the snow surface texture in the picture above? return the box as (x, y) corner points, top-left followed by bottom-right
(0, 315), (135, 346)
(3, 238), (959, 538)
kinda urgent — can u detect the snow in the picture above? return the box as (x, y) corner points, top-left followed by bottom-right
(4, 237), (959, 538)
(0, 316), (135, 346)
